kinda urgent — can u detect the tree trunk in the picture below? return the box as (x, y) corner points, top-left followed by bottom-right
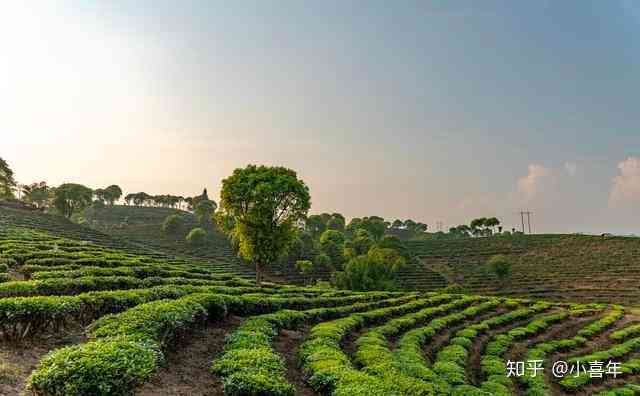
(256, 262), (263, 286)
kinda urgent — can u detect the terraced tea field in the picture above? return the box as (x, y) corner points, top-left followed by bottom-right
(407, 235), (640, 304)
(0, 225), (638, 395)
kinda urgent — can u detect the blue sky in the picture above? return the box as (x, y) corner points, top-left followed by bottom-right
(2, 1), (640, 233)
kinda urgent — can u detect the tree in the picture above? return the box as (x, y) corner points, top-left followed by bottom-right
(295, 260), (314, 285)
(21, 182), (49, 208)
(103, 185), (123, 205)
(488, 254), (512, 283)
(344, 228), (373, 260)
(305, 215), (327, 238)
(470, 218), (486, 236)
(333, 247), (405, 291)
(485, 217), (500, 235)
(186, 227), (207, 245)
(218, 165), (311, 285)
(326, 213), (345, 231)
(194, 199), (217, 227)
(53, 183), (93, 218)
(319, 229), (346, 269)
(357, 216), (386, 241)
(162, 214), (184, 234)
(0, 157), (17, 199)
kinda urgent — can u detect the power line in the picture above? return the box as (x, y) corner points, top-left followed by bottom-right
(517, 211), (533, 234)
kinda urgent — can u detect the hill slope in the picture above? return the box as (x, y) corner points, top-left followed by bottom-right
(0, 205), (255, 278)
(0, 226), (634, 396)
(407, 234), (640, 304)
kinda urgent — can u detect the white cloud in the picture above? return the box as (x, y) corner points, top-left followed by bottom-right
(517, 164), (550, 201)
(609, 157), (640, 207)
(564, 162), (577, 176)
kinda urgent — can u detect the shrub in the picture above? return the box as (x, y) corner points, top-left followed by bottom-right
(487, 255), (511, 282)
(162, 214), (184, 235)
(186, 228), (207, 245)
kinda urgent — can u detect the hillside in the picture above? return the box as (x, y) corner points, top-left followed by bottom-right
(0, 225), (637, 395)
(407, 234), (640, 304)
(86, 206), (447, 290)
(0, 205), (255, 279)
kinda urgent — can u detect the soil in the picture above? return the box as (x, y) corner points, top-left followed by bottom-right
(0, 323), (86, 395)
(137, 316), (242, 396)
(273, 325), (315, 396)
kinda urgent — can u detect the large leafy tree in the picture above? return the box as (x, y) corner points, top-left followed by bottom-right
(0, 157), (17, 199)
(53, 183), (93, 218)
(103, 185), (123, 205)
(218, 165), (310, 285)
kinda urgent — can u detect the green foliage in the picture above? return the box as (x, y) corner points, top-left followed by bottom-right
(334, 248), (405, 291)
(219, 165), (311, 284)
(295, 260), (314, 284)
(347, 216), (386, 241)
(21, 182), (50, 208)
(488, 254), (512, 281)
(53, 183), (93, 218)
(186, 227), (207, 245)
(194, 199), (216, 226)
(162, 214), (184, 235)
(0, 157), (16, 199)
(320, 230), (346, 269)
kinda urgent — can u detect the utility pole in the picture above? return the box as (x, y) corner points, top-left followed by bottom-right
(517, 211), (533, 234)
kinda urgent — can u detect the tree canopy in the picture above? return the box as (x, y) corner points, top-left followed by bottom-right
(53, 183), (93, 218)
(0, 157), (16, 199)
(218, 165), (311, 284)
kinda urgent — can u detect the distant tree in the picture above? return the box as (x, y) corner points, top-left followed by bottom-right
(305, 214), (327, 238)
(93, 189), (106, 204)
(391, 219), (403, 229)
(376, 235), (415, 264)
(314, 253), (333, 270)
(295, 260), (314, 285)
(334, 247), (405, 291)
(192, 188), (213, 209)
(320, 229), (346, 269)
(326, 213), (346, 231)
(470, 218), (487, 236)
(488, 254), (512, 283)
(0, 157), (17, 199)
(485, 217), (500, 234)
(414, 222), (428, 233)
(103, 185), (122, 205)
(53, 183), (93, 218)
(344, 228), (373, 260)
(124, 193), (134, 205)
(162, 214), (184, 235)
(218, 165), (311, 285)
(357, 216), (386, 241)
(194, 199), (217, 227)
(21, 182), (49, 208)
(186, 227), (207, 245)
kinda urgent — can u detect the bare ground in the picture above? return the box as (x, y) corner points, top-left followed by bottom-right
(273, 325), (316, 396)
(0, 323), (86, 396)
(137, 316), (242, 396)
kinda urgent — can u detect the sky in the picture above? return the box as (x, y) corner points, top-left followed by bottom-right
(2, 1), (640, 234)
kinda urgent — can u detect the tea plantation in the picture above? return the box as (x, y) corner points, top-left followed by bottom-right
(407, 235), (640, 304)
(0, 209), (639, 395)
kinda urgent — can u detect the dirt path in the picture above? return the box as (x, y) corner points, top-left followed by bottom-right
(137, 316), (242, 396)
(273, 325), (315, 396)
(467, 310), (565, 387)
(0, 323), (86, 395)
